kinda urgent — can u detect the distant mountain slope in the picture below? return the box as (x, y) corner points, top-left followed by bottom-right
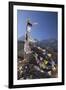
(18, 35), (38, 43)
(18, 39), (57, 51)
(35, 39), (57, 52)
(18, 35), (25, 41)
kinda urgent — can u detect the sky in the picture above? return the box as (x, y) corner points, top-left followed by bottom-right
(17, 10), (58, 41)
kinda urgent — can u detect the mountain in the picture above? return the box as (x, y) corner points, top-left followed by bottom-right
(35, 39), (57, 52)
(18, 35), (38, 43)
(18, 35), (25, 41)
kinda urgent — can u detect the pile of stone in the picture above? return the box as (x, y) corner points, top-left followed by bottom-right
(17, 45), (57, 80)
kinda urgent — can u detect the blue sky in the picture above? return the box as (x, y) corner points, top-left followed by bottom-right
(17, 10), (58, 41)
